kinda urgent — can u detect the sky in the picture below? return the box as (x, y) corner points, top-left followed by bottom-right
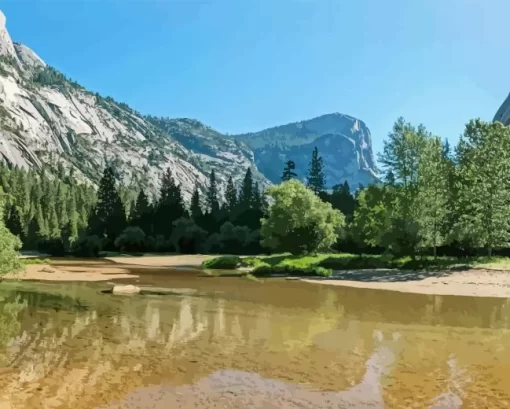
(2, 0), (510, 156)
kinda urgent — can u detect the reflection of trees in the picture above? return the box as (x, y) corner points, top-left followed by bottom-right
(1, 285), (510, 409)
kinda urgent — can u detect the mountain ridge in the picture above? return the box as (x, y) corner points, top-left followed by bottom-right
(0, 9), (378, 198)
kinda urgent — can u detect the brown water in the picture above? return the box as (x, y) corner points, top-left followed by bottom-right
(1, 266), (510, 409)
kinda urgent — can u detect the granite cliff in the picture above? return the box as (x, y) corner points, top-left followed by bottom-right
(0, 10), (378, 198)
(234, 114), (379, 189)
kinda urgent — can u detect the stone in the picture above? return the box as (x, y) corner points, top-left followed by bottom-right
(112, 285), (141, 295)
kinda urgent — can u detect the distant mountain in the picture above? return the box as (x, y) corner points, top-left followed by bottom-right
(494, 93), (510, 125)
(234, 113), (379, 189)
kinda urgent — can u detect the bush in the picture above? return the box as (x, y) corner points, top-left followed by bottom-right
(252, 264), (332, 277)
(318, 255), (390, 270)
(202, 256), (241, 270)
(170, 218), (208, 254)
(73, 235), (102, 257)
(115, 226), (146, 252)
(38, 238), (66, 257)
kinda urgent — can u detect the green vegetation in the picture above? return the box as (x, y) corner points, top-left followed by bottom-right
(202, 256), (241, 270)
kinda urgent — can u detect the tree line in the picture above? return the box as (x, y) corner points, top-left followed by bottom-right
(1, 116), (508, 259)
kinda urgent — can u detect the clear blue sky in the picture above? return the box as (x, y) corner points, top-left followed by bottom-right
(2, 0), (509, 156)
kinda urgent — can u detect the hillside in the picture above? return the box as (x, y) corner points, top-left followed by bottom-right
(0, 10), (265, 200)
(234, 113), (379, 189)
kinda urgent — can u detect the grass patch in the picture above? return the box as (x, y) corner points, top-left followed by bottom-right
(202, 256), (241, 270)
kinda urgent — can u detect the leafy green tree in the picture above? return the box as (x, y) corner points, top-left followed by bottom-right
(351, 185), (393, 250)
(417, 136), (449, 256)
(378, 117), (428, 255)
(0, 188), (21, 275)
(281, 160), (297, 182)
(206, 170), (220, 215)
(306, 147), (326, 195)
(261, 180), (344, 255)
(455, 119), (510, 256)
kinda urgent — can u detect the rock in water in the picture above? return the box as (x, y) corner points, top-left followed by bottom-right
(112, 285), (141, 295)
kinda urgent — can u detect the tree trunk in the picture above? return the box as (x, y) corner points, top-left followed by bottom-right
(488, 246), (492, 258)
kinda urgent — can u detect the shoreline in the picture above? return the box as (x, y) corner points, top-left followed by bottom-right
(300, 268), (510, 298)
(7, 255), (510, 298)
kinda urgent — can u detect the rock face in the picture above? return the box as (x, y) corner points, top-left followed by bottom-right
(494, 93), (510, 125)
(0, 10), (378, 198)
(234, 113), (379, 189)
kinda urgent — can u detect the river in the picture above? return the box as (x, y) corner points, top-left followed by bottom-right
(0, 264), (509, 408)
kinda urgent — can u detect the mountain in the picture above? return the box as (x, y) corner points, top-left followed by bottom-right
(0, 10), (378, 199)
(234, 114), (379, 189)
(494, 93), (510, 125)
(0, 10), (266, 200)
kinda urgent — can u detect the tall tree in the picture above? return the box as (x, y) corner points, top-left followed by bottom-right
(190, 183), (203, 220)
(329, 181), (356, 219)
(306, 147), (326, 195)
(225, 176), (238, 214)
(455, 119), (510, 256)
(378, 117), (428, 255)
(239, 168), (254, 210)
(5, 205), (23, 239)
(206, 169), (220, 215)
(131, 189), (152, 234)
(416, 136), (449, 256)
(156, 169), (185, 237)
(89, 167), (126, 241)
(281, 160), (297, 182)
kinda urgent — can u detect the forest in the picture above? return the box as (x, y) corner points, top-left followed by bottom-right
(0, 116), (509, 261)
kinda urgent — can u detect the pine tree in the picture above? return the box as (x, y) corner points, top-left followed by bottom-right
(329, 181), (356, 218)
(155, 169), (185, 237)
(306, 147), (326, 195)
(239, 168), (254, 211)
(89, 167), (126, 240)
(190, 184), (203, 220)
(225, 176), (238, 214)
(206, 170), (220, 215)
(281, 160), (297, 182)
(131, 189), (152, 234)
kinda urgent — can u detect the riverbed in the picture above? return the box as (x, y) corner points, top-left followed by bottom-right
(0, 261), (510, 408)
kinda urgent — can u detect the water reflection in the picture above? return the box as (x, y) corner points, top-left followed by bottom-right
(0, 279), (508, 408)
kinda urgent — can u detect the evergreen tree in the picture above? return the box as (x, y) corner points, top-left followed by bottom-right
(190, 184), (203, 220)
(281, 160), (297, 182)
(329, 181), (356, 219)
(225, 176), (238, 214)
(155, 169), (185, 237)
(239, 168), (254, 210)
(89, 167), (126, 241)
(306, 147), (326, 195)
(206, 170), (220, 215)
(131, 189), (152, 234)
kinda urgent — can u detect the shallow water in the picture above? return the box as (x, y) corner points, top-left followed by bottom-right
(1, 265), (510, 408)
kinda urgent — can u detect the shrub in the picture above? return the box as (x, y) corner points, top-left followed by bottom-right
(202, 256), (241, 270)
(115, 226), (146, 252)
(252, 264), (332, 277)
(73, 235), (102, 257)
(38, 238), (66, 257)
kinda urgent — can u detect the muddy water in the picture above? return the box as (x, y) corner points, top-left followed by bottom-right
(0, 266), (510, 408)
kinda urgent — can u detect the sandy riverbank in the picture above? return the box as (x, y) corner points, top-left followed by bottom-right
(302, 268), (510, 298)
(4, 255), (210, 282)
